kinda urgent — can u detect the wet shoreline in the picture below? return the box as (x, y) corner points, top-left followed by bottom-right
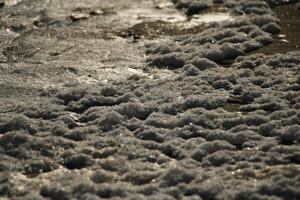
(257, 3), (300, 54)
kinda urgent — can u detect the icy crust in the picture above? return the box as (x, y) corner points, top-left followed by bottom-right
(170, 0), (297, 15)
(146, 0), (286, 70)
(146, 1), (284, 69)
(146, 23), (275, 69)
(0, 0), (299, 199)
(1, 51), (300, 199)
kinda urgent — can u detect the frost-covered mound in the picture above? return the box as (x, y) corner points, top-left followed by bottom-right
(170, 0), (297, 15)
(1, 51), (300, 199)
(0, 0), (300, 200)
(147, 0), (285, 69)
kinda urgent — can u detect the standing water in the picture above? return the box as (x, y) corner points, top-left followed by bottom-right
(257, 3), (300, 54)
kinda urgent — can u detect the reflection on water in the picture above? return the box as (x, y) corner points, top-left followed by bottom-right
(187, 13), (234, 27)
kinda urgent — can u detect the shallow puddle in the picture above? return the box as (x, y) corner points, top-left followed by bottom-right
(222, 103), (242, 112)
(257, 3), (300, 54)
(117, 12), (234, 40)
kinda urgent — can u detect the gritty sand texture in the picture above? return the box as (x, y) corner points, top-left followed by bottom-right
(0, 0), (300, 199)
